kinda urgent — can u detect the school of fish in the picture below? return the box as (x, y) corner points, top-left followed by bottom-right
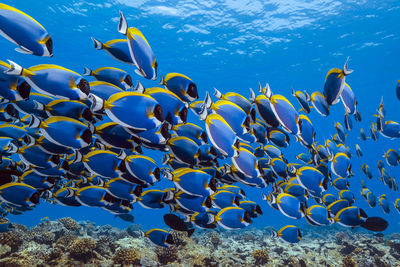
(0, 3), (397, 247)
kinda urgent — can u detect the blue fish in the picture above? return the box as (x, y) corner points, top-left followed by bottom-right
(145, 229), (173, 247)
(272, 225), (301, 243)
(0, 4), (52, 56)
(334, 206), (367, 228)
(0, 182), (39, 207)
(323, 58), (353, 105)
(83, 66), (133, 90)
(160, 73), (198, 102)
(5, 62), (89, 100)
(215, 206), (251, 229)
(91, 38), (133, 65)
(118, 12), (157, 80)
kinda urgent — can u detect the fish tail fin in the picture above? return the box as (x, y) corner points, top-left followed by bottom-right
(91, 37), (103, 49)
(118, 11), (129, 35)
(89, 94), (105, 112)
(163, 188), (174, 202)
(159, 72), (165, 86)
(271, 230), (278, 238)
(204, 91), (213, 109)
(73, 150), (84, 163)
(304, 90), (311, 101)
(162, 153), (170, 165)
(83, 66), (93, 76)
(134, 81), (145, 93)
(33, 100), (46, 111)
(117, 150), (127, 160)
(343, 56), (353, 76)
(162, 168), (173, 180)
(291, 87), (296, 96)
(28, 115), (42, 128)
(249, 88), (256, 103)
(261, 193), (267, 201)
(214, 88), (222, 99)
(5, 60), (30, 76)
(199, 103), (208, 121)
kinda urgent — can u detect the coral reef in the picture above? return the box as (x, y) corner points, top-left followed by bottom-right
(113, 247), (141, 266)
(252, 249), (269, 265)
(58, 217), (79, 231)
(68, 237), (96, 262)
(0, 217), (400, 266)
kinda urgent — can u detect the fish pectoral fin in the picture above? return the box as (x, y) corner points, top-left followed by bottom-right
(15, 46), (33, 54)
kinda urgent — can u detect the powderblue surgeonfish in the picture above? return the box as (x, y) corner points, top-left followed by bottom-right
(91, 38), (133, 65)
(296, 166), (327, 196)
(0, 60), (31, 101)
(190, 211), (217, 229)
(272, 225), (301, 243)
(122, 155), (160, 185)
(0, 182), (39, 207)
(5, 62), (90, 100)
(340, 83), (357, 114)
(303, 204), (333, 226)
(167, 136), (200, 166)
(83, 66), (133, 90)
(292, 88), (311, 114)
(310, 92), (329, 116)
(249, 87), (280, 128)
(89, 81), (124, 102)
(380, 120), (400, 139)
(105, 178), (142, 202)
(269, 94), (299, 135)
(333, 177), (350, 191)
(239, 200), (263, 218)
(145, 229), (173, 247)
(275, 193), (303, 219)
(339, 190), (355, 204)
(118, 12), (157, 80)
(74, 186), (108, 207)
(214, 206), (251, 230)
(77, 150), (123, 179)
(334, 206), (367, 228)
(90, 91), (163, 131)
(297, 115), (315, 148)
(378, 194), (390, 214)
(200, 112), (239, 158)
(331, 152), (351, 178)
(137, 189), (168, 209)
(267, 128), (290, 148)
(171, 123), (207, 146)
(0, 3), (53, 57)
(165, 168), (216, 197)
(231, 146), (262, 178)
(141, 87), (187, 125)
(209, 190), (239, 209)
(36, 99), (92, 122)
(383, 149), (399, 167)
(214, 88), (252, 115)
(160, 73), (198, 102)
(323, 58), (353, 105)
(29, 115), (92, 149)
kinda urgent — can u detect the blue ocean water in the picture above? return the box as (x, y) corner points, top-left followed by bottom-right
(2, 0), (400, 234)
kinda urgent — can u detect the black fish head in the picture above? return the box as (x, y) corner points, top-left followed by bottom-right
(187, 83), (198, 100)
(82, 108), (93, 122)
(243, 211), (252, 224)
(153, 167), (161, 181)
(30, 192), (40, 205)
(154, 104), (164, 122)
(17, 81), (31, 100)
(133, 185), (143, 197)
(77, 79), (90, 96)
(124, 74), (133, 88)
(208, 178), (217, 192)
(80, 129), (93, 146)
(45, 37), (53, 57)
(179, 107), (188, 123)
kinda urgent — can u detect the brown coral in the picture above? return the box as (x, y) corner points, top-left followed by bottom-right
(55, 233), (77, 250)
(342, 255), (356, 267)
(208, 232), (222, 248)
(112, 248), (141, 266)
(252, 249), (269, 265)
(67, 237), (96, 262)
(58, 217), (80, 231)
(156, 246), (179, 265)
(0, 231), (22, 251)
